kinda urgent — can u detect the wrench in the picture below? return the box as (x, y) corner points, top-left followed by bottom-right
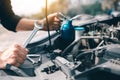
(23, 21), (44, 64)
(27, 55), (37, 64)
(27, 54), (41, 64)
(23, 21), (44, 48)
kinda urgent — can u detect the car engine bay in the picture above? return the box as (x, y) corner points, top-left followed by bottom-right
(1, 12), (120, 80)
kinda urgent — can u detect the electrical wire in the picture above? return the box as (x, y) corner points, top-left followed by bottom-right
(45, 0), (52, 51)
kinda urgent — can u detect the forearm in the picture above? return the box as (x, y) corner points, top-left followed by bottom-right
(16, 18), (43, 31)
(16, 13), (60, 31)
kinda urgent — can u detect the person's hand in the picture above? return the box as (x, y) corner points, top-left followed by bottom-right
(0, 44), (28, 69)
(39, 13), (60, 31)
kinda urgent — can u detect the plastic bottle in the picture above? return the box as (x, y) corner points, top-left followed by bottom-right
(61, 20), (75, 42)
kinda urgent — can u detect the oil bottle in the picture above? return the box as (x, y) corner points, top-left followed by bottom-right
(61, 20), (75, 42)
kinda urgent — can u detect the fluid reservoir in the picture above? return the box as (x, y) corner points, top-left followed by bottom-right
(61, 20), (75, 42)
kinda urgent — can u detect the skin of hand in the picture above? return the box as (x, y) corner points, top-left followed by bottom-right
(0, 13), (60, 69)
(16, 13), (60, 31)
(40, 12), (60, 31)
(0, 44), (28, 69)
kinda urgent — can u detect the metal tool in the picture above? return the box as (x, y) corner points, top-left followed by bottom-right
(23, 21), (44, 48)
(38, 54), (42, 63)
(27, 54), (40, 57)
(58, 12), (69, 20)
(27, 55), (37, 64)
(5, 22), (43, 76)
(6, 64), (29, 77)
(27, 54), (41, 64)
(23, 21), (44, 64)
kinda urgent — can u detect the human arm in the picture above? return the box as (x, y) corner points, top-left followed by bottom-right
(16, 13), (60, 31)
(0, 0), (60, 32)
(0, 44), (28, 69)
(0, 0), (21, 32)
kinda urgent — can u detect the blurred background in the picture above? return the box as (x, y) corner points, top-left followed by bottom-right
(11, 0), (120, 18)
(0, 0), (120, 50)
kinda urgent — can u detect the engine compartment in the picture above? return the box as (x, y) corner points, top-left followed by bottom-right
(1, 12), (120, 80)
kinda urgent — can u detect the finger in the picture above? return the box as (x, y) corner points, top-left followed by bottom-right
(18, 48), (28, 59)
(14, 62), (21, 67)
(15, 44), (28, 54)
(8, 58), (20, 67)
(10, 53), (25, 65)
(14, 45), (28, 59)
(12, 45), (27, 61)
(53, 21), (60, 25)
(51, 13), (60, 23)
(50, 25), (60, 31)
(54, 17), (60, 22)
(17, 52), (26, 63)
(16, 50), (27, 62)
(56, 12), (61, 19)
(11, 46), (27, 64)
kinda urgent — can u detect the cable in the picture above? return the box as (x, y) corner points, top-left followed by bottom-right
(45, 0), (52, 51)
